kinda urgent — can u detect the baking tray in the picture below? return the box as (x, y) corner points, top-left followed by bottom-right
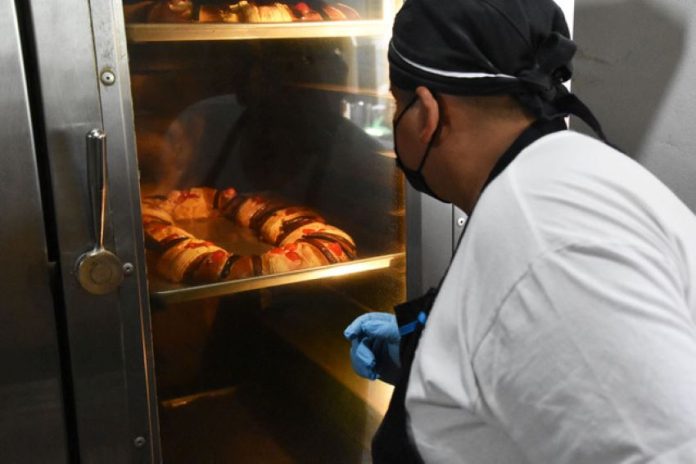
(170, 216), (274, 256)
(150, 253), (404, 305)
(126, 20), (387, 43)
(147, 216), (404, 305)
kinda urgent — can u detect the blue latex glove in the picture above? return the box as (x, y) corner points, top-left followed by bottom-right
(344, 312), (401, 385)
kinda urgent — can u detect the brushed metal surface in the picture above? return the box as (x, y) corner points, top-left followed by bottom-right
(95, 0), (162, 459)
(26, 0), (158, 461)
(452, 205), (468, 250)
(405, 184), (454, 298)
(0, 0), (69, 461)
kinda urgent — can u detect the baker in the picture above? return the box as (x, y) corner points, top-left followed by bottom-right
(344, 0), (696, 462)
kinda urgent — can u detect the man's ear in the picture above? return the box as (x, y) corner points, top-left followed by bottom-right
(415, 86), (440, 144)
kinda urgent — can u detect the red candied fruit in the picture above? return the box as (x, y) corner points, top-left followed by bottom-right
(286, 251), (302, 262)
(328, 242), (343, 256)
(295, 2), (310, 15)
(210, 250), (228, 263)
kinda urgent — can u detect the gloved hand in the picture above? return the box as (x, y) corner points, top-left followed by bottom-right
(344, 312), (401, 385)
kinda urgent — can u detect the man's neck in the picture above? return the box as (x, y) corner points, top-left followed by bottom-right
(447, 115), (535, 213)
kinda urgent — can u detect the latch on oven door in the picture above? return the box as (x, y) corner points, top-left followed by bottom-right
(75, 129), (124, 295)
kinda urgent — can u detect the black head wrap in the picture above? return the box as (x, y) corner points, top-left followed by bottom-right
(389, 0), (607, 140)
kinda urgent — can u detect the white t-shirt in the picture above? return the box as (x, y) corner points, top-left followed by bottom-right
(406, 131), (696, 463)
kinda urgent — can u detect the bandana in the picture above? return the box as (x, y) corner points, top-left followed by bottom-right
(389, 0), (607, 141)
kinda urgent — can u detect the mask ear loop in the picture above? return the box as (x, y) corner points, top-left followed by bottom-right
(392, 94), (419, 171)
(393, 94), (419, 128)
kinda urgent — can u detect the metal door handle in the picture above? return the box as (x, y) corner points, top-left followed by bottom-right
(75, 129), (124, 295)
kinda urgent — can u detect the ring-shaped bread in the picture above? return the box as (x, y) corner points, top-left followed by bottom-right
(141, 187), (357, 284)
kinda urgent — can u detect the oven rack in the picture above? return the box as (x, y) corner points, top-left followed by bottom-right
(149, 252), (404, 305)
(126, 20), (387, 43)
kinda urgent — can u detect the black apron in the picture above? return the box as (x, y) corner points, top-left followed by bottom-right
(371, 117), (568, 463)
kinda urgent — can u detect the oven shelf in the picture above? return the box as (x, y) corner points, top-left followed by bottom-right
(290, 82), (393, 99)
(126, 20), (387, 43)
(150, 252), (404, 305)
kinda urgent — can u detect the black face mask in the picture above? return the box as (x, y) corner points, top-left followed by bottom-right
(393, 94), (447, 203)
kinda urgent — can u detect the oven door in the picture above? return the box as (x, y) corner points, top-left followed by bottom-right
(0, 1), (71, 461)
(22, 1), (160, 462)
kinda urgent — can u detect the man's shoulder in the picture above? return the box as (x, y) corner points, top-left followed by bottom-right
(512, 129), (633, 183)
(459, 128), (696, 322)
(478, 129), (689, 252)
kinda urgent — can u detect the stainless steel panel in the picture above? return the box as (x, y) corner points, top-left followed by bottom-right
(92, 1), (162, 460)
(0, 0), (69, 461)
(453, 206), (468, 250)
(405, 185), (454, 298)
(27, 0), (158, 461)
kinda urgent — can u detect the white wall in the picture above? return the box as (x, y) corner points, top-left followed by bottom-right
(555, 0), (575, 34)
(571, 0), (696, 211)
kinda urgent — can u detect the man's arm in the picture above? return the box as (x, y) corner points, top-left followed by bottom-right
(473, 241), (696, 463)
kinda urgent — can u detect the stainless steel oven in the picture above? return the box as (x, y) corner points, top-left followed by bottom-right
(1, 0), (483, 461)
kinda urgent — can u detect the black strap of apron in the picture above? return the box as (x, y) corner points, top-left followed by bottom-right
(371, 117), (568, 463)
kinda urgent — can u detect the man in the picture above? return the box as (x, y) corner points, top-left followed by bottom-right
(344, 0), (696, 462)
